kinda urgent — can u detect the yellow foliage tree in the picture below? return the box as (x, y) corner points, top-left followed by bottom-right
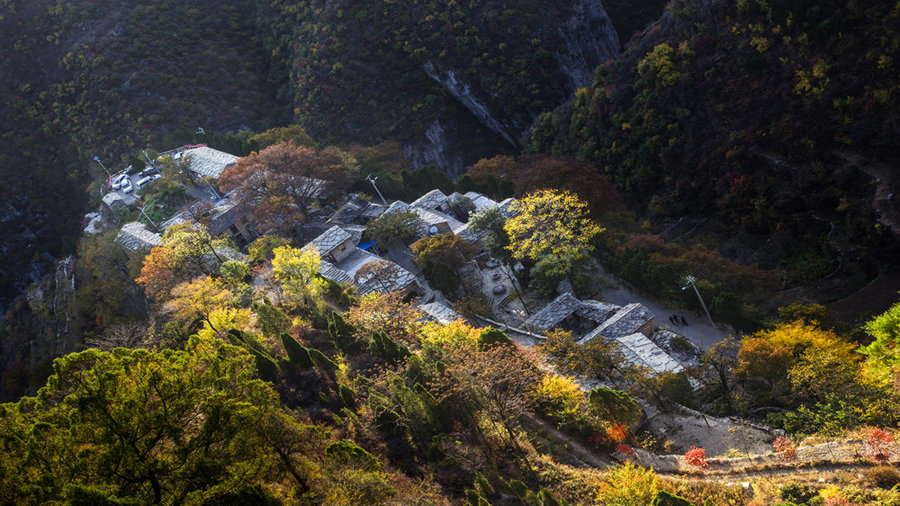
(504, 189), (603, 279)
(744, 321), (862, 404)
(197, 307), (253, 340)
(163, 276), (233, 333)
(162, 222), (232, 273)
(271, 245), (326, 312)
(752, 321), (856, 361)
(418, 320), (481, 350)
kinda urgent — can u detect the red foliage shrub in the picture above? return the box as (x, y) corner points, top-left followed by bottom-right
(605, 422), (629, 443)
(684, 446), (708, 470)
(616, 443), (635, 455)
(773, 436), (797, 461)
(865, 427), (895, 461)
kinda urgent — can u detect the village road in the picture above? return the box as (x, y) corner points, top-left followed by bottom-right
(593, 266), (736, 350)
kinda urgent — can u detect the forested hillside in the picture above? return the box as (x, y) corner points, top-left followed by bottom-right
(0, 0), (287, 310)
(531, 0), (900, 298)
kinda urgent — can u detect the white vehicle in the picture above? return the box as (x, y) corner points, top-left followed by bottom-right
(136, 176), (153, 187)
(121, 178), (134, 193)
(111, 174), (127, 190)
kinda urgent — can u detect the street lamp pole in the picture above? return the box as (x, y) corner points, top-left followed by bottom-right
(137, 206), (161, 233)
(683, 275), (716, 329)
(92, 156), (111, 177)
(366, 174), (388, 205)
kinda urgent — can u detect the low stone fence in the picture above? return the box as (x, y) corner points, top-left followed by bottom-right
(619, 440), (900, 474)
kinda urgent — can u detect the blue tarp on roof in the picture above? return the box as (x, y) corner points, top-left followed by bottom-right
(358, 240), (377, 250)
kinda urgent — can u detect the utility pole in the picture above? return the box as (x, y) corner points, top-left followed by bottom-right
(366, 174), (388, 205)
(683, 275), (716, 329)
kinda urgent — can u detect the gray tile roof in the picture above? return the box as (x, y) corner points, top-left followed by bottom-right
(329, 194), (386, 224)
(301, 225), (352, 256)
(579, 303), (656, 343)
(342, 224), (367, 246)
(206, 199), (244, 236)
(524, 292), (583, 330)
(385, 200), (411, 214)
(463, 191), (501, 213)
(498, 198), (518, 217)
(320, 260), (353, 284)
(616, 333), (684, 375)
(181, 146), (238, 179)
(333, 248), (417, 295)
(412, 208), (464, 232)
(101, 192), (126, 208)
(576, 300), (621, 323)
(452, 221), (487, 243)
(116, 222), (162, 251)
(410, 189), (448, 210)
(418, 301), (464, 324)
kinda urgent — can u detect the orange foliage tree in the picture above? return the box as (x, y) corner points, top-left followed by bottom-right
(135, 244), (193, 302)
(346, 291), (423, 346)
(218, 142), (350, 235)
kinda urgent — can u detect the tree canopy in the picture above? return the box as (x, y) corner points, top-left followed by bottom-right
(0, 339), (310, 504)
(504, 189), (604, 278)
(218, 143), (350, 236)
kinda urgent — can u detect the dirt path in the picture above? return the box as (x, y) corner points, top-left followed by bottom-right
(593, 265), (735, 349)
(524, 414), (614, 469)
(836, 151), (900, 236)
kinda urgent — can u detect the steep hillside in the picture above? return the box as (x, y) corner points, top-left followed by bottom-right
(0, 0), (285, 310)
(531, 0), (900, 302)
(257, 0), (620, 174)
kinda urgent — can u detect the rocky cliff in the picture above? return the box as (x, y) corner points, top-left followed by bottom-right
(259, 0), (620, 175)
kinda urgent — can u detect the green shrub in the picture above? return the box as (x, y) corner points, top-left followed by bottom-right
(309, 348), (339, 374)
(651, 490), (691, 506)
(866, 465), (900, 489)
(477, 327), (514, 349)
(780, 482), (817, 504)
(280, 333), (313, 369)
(589, 387), (641, 425)
(325, 441), (382, 471)
(339, 384), (357, 411)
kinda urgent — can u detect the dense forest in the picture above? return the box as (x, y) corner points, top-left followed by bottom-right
(531, 0), (900, 300)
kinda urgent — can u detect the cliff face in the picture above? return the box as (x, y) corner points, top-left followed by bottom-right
(418, 0), (620, 154)
(260, 0), (620, 174)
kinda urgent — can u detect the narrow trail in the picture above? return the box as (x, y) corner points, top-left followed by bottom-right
(524, 414), (614, 469)
(837, 151), (900, 236)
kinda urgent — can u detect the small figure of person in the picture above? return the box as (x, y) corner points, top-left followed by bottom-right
(681, 315), (688, 326)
